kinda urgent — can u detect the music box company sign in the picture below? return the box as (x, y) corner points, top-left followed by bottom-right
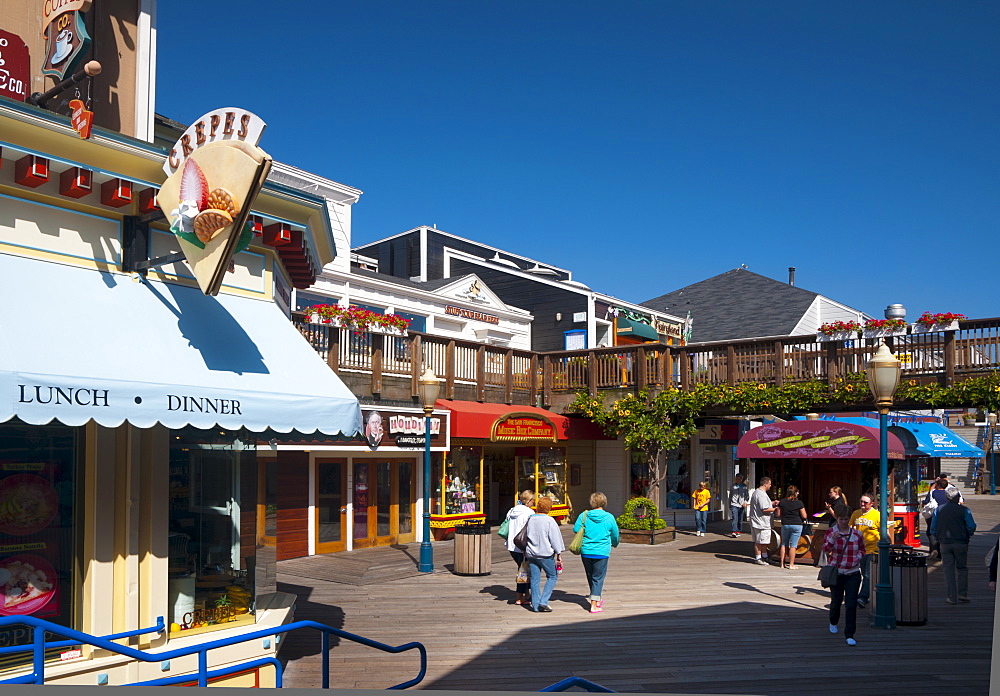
(491, 414), (557, 443)
(158, 107), (272, 296)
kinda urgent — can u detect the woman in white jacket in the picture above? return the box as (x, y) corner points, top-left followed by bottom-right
(504, 490), (535, 605)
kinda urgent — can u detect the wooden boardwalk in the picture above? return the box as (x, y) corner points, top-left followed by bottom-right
(277, 497), (1000, 695)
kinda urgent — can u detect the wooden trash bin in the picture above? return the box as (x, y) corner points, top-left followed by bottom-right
(453, 522), (491, 576)
(871, 545), (928, 626)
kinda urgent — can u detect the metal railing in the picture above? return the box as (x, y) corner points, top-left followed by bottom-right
(293, 314), (1000, 404)
(0, 615), (426, 689)
(540, 676), (616, 692)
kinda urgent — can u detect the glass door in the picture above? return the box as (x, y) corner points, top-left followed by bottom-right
(315, 459), (347, 554)
(351, 459), (416, 548)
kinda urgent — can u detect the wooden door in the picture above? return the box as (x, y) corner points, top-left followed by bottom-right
(314, 458), (347, 554)
(351, 459), (416, 548)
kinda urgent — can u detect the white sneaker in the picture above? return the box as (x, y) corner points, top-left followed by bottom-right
(846, 638), (857, 646)
(829, 624), (838, 634)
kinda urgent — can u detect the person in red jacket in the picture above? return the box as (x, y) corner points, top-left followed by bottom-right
(822, 505), (866, 646)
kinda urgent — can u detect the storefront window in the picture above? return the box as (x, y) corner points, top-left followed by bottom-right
(444, 447), (482, 515)
(168, 429), (256, 633)
(629, 450), (649, 498)
(0, 420), (80, 660)
(537, 447), (565, 504)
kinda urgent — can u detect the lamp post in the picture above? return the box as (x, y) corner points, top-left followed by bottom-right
(988, 412), (998, 496)
(867, 341), (901, 630)
(418, 367), (441, 573)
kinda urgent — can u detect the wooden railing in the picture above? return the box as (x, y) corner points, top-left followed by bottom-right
(292, 314), (1000, 407)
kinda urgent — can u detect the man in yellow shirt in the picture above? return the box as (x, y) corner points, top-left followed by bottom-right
(692, 481), (711, 537)
(849, 495), (880, 608)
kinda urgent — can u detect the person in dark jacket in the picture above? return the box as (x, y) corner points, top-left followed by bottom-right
(929, 488), (977, 604)
(989, 538), (998, 593)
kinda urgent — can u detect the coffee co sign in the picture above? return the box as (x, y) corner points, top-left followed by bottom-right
(0, 30), (30, 101)
(41, 0), (92, 80)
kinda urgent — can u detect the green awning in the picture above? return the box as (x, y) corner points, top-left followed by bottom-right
(616, 316), (659, 341)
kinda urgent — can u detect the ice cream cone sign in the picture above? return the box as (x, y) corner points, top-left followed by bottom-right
(158, 108), (272, 296)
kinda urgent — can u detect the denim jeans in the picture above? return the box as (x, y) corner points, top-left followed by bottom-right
(858, 553), (871, 604)
(582, 556), (609, 600)
(695, 510), (708, 533)
(941, 542), (970, 602)
(527, 554), (558, 610)
(730, 505), (744, 534)
(510, 550), (528, 595)
(829, 570), (862, 638)
(780, 524), (803, 550)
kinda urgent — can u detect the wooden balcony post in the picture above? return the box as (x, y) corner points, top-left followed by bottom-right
(529, 354), (540, 405)
(773, 341), (784, 387)
(944, 330), (956, 386)
(371, 334), (383, 394)
(658, 348), (670, 387)
(476, 344), (486, 402)
(587, 351), (597, 396)
(636, 346), (647, 391)
(825, 341), (839, 388)
(679, 349), (690, 391)
(726, 344), (737, 386)
(541, 354), (552, 408)
(410, 334), (422, 398)
(504, 350), (514, 404)
(445, 340), (456, 400)
(327, 325), (340, 372)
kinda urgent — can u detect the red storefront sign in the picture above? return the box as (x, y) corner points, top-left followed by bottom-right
(492, 415), (557, 443)
(0, 30), (30, 102)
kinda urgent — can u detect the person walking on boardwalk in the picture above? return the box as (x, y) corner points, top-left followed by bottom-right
(692, 481), (711, 537)
(849, 494), (880, 608)
(523, 496), (565, 613)
(748, 477), (776, 565)
(573, 491), (620, 613)
(729, 473), (749, 538)
(776, 485), (806, 569)
(503, 489), (535, 605)
(823, 505), (866, 646)
(930, 487), (977, 604)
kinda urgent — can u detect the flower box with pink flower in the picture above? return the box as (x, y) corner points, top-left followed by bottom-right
(910, 312), (965, 334)
(861, 318), (908, 340)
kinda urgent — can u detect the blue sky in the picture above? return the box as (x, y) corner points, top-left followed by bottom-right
(155, 1), (998, 321)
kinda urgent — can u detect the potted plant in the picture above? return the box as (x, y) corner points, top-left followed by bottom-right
(816, 320), (861, 342)
(616, 496), (674, 544)
(962, 413), (978, 426)
(862, 318), (908, 340)
(912, 312), (966, 333)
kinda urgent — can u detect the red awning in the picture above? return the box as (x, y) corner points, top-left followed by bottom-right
(435, 400), (610, 441)
(737, 420), (904, 460)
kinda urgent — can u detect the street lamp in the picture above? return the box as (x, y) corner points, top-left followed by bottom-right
(418, 367), (442, 573)
(867, 340), (901, 630)
(988, 412), (998, 496)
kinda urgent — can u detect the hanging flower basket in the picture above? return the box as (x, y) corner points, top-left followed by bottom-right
(306, 304), (410, 336)
(816, 330), (858, 343)
(911, 312), (964, 333)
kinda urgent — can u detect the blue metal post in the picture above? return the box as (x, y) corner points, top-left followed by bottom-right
(419, 408), (434, 572)
(990, 420), (996, 496)
(872, 409), (896, 629)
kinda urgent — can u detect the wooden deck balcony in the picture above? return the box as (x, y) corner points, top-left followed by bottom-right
(293, 314), (1000, 411)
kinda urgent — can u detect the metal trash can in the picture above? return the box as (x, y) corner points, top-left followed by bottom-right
(453, 522), (491, 576)
(872, 545), (928, 626)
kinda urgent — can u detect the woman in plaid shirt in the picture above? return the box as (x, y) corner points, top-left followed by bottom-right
(822, 505), (866, 646)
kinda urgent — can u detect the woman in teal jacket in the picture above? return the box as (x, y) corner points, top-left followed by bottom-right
(573, 491), (620, 613)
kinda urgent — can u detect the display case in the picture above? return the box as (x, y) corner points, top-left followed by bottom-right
(519, 446), (570, 521)
(431, 446), (485, 536)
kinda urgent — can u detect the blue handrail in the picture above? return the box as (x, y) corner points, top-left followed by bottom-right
(0, 615), (165, 656)
(0, 615), (426, 689)
(540, 676), (616, 692)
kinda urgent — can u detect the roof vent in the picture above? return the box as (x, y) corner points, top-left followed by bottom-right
(525, 263), (559, 277)
(488, 252), (520, 269)
(561, 279), (591, 290)
(788, 267), (796, 286)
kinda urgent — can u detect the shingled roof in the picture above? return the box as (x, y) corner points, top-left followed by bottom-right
(641, 268), (823, 343)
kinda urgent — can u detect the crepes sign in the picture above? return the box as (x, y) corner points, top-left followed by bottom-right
(736, 420), (903, 460)
(158, 107), (272, 295)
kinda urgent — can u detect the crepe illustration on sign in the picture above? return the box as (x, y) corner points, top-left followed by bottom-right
(0, 556), (56, 615)
(0, 474), (58, 536)
(157, 108), (272, 295)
